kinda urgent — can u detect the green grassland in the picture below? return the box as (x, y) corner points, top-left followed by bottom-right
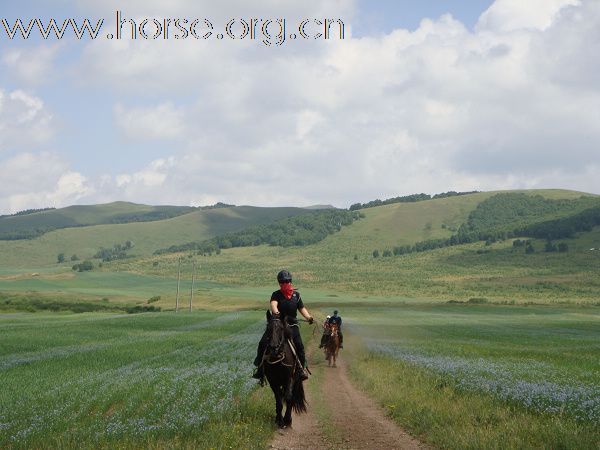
(0, 205), (313, 268)
(0, 202), (194, 239)
(341, 303), (600, 449)
(2, 189), (600, 305)
(0, 310), (277, 449)
(2, 188), (600, 448)
(1, 303), (598, 449)
(112, 219), (600, 303)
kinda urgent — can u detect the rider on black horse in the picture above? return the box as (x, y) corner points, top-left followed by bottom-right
(253, 270), (314, 381)
(319, 310), (343, 348)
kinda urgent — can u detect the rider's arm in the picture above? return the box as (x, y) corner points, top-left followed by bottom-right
(299, 307), (313, 322)
(270, 299), (279, 315)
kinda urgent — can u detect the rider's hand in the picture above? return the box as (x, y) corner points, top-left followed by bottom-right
(307, 316), (314, 325)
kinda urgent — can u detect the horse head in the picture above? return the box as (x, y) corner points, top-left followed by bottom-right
(329, 322), (338, 337)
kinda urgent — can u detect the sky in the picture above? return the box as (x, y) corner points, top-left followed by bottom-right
(0, 0), (598, 213)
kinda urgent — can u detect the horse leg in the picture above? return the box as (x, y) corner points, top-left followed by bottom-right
(283, 402), (293, 427)
(271, 386), (284, 428)
(283, 381), (294, 427)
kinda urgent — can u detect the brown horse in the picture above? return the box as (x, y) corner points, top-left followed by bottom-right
(263, 316), (307, 428)
(324, 322), (340, 367)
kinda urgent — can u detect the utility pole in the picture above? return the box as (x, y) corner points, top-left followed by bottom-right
(189, 260), (195, 312)
(175, 257), (181, 312)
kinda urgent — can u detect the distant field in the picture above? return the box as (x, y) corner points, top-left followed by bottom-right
(2, 190), (600, 303)
(0, 311), (274, 449)
(1, 189), (599, 449)
(0, 206), (313, 268)
(111, 225), (600, 303)
(343, 303), (600, 449)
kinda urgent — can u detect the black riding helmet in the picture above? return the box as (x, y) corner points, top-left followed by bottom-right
(277, 269), (292, 283)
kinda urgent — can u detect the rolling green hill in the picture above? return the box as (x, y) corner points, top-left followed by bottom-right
(0, 202), (196, 240)
(0, 205), (316, 268)
(2, 188), (600, 303)
(109, 189), (600, 302)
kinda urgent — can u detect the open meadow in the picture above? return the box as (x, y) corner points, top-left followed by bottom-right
(1, 190), (600, 448)
(342, 303), (600, 449)
(0, 310), (275, 449)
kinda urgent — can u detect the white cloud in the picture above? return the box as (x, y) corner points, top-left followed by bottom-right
(0, 153), (93, 213)
(2, 0), (600, 212)
(2, 45), (61, 85)
(115, 103), (185, 140)
(477, 0), (581, 32)
(0, 89), (54, 150)
(73, 0), (600, 206)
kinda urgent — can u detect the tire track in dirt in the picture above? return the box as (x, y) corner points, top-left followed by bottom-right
(269, 346), (428, 450)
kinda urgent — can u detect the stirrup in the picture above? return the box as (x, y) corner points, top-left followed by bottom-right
(300, 368), (309, 381)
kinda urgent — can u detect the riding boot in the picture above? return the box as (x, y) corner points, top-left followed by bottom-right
(319, 334), (327, 348)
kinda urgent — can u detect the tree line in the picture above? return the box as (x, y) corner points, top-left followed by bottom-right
(349, 191), (479, 211)
(374, 194), (600, 257)
(155, 209), (362, 255)
(0, 207), (56, 219)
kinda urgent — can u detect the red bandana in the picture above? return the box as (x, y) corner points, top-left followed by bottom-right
(280, 283), (294, 300)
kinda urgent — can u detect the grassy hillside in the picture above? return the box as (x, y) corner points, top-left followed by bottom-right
(110, 189), (600, 302)
(0, 206), (314, 268)
(3, 188), (599, 302)
(0, 202), (196, 240)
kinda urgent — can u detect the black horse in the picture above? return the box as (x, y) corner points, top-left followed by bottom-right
(262, 316), (307, 428)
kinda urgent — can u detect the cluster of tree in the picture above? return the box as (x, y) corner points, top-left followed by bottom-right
(0, 227), (58, 240)
(516, 206), (600, 240)
(155, 209), (361, 255)
(94, 241), (133, 261)
(513, 239), (536, 253)
(199, 202), (234, 210)
(72, 260), (94, 272)
(376, 194), (597, 258)
(0, 207), (55, 219)
(543, 240), (569, 253)
(57, 253), (80, 263)
(107, 208), (196, 224)
(350, 191), (479, 211)
(457, 194), (598, 241)
(0, 294), (161, 314)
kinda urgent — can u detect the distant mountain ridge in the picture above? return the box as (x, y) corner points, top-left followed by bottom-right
(0, 202), (196, 240)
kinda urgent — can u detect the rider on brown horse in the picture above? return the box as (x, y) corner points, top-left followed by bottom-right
(319, 315), (331, 348)
(253, 270), (314, 381)
(319, 310), (344, 348)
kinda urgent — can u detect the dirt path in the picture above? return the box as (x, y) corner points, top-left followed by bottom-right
(269, 349), (427, 450)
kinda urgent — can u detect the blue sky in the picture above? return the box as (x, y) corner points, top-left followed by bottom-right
(355, 0), (494, 35)
(0, 0), (598, 213)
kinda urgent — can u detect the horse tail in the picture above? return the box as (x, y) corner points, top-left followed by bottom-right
(291, 379), (307, 413)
